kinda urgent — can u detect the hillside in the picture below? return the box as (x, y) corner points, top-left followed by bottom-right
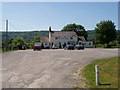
(1, 30), (95, 42)
(1, 31), (49, 43)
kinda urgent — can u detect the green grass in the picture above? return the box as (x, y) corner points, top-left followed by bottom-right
(0, 49), (19, 53)
(82, 57), (119, 88)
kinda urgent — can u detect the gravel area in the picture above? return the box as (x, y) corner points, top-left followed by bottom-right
(2, 48), (118, 88)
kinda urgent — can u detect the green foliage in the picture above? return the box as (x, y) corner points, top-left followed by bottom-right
(67, 41), (70, 44)
(34, 36), (40, 42)
(51, 42), (53, 46)
(95, 20), (117, 44)
(87, 30), (95, 41)
(2, 37), (27, 52)
(59, 42), (62, 49)
(1, 31), (49, 43)
(109, 40), (118, 46)
(41, 42), (44, 49)
(31, 41), (35, 48)
(76, 41), (78, 45)
(61, 23), (88, 40)
(12, 37), (26, 46)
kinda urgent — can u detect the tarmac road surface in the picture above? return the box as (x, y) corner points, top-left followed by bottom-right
(2, 48), (118, 88)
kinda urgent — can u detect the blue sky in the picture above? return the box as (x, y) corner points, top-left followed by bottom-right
(1, 2), (118, 31)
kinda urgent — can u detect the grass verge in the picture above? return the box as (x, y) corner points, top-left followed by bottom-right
(82, 57), (119, 88)
(0, 49), (19, 53)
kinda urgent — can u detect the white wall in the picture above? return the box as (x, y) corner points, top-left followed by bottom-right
(83, 41), (93, 48)
(50, 37), (77, 46)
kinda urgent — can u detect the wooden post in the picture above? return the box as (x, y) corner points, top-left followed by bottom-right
(95, 65), (99, 85)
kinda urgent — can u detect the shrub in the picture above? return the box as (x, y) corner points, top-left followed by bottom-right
(41, 42), (44, 49)
(59, 42), (62, 49)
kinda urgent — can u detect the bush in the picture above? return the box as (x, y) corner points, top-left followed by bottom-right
(109, 40), (118, 46)
(59, 42), (62, 49)
(41, 42), (44, 49)
(67, 41), (70, 44)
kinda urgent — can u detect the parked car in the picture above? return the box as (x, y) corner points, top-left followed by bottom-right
(33, 45), (41, 51)
(44, 45), (50, 49)
(52, 45), (58, 49)
(75, 44), (84, 50)
(64, 44), (74, 50)
(33, 42), (41, 51)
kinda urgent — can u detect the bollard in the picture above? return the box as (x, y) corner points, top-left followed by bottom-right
(95, 65), (99, 85)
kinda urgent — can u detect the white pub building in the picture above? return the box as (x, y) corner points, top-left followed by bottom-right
(40, 27), (93, 48)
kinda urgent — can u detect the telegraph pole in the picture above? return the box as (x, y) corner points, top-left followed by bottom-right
(6, 20), (8, 51)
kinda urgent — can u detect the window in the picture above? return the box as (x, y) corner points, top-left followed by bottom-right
(70, 37), (73, 39)
(55, 37), (58, 39)
(89, 43), (91, 45)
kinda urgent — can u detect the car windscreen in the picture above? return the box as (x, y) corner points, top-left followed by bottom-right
(34, 45), (40, 46)
(76, 45), (83, 46)
(67, 45), (73, 46)
(45, 45), (49, 46)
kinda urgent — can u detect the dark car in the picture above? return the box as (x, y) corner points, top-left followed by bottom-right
(64, 44), (74, 50)
(75, 44), (84, 50)
(52, 45), (58, 49)
(33, 45), (41, 51)
(44, 45), (50, 49)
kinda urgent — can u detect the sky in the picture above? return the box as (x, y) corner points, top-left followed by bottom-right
(1, 2), (118, 31)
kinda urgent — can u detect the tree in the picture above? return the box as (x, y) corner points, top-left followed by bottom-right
(12, 37), (26, 49)
(67, 41), (70, 44)
(51, 42), (53, 46)
(61, 23), (88, 40)
(95, 20), (117, 47)
(41, 42), (44, 49)
(31, 41), (35, 49)
(59, 42), (62, 49)
(34, 36), (40, 42)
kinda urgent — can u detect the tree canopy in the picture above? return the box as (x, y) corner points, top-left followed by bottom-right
(61, 23), (88, 40)
(34, 36), (40, 42)
(95, 20), (117, 44)
(12, 37), (26, 46)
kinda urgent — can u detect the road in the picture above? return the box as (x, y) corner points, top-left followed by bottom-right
(2, 48), (118, 88)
